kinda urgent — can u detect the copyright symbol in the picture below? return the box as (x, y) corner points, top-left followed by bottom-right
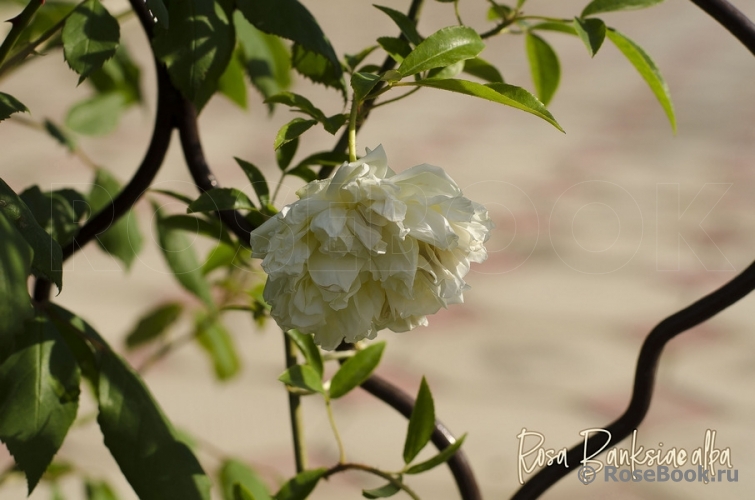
(577, 465), (597, 485)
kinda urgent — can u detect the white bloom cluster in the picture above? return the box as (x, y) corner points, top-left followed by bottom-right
(250, 146), (493, 350)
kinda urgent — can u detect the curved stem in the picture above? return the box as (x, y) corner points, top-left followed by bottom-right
(323, 462), (421, 500)
(0, 0), (44, 67)
(511, 259), (755, 499)
(324, 395), (346, 464)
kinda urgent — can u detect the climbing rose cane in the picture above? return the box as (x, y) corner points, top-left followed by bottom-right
(250, 145), (493, 350)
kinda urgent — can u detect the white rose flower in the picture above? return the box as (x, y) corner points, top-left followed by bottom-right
(250, 145), (493, 350)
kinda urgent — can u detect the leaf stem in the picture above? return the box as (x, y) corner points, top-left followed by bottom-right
(323, 462), (421, 500)
(0, 0), (44, 67)
(285, 332), (308, 473)
(324, 395), (346, 464)
(348, 97), (358, 162)
(371, 87), (422, 109)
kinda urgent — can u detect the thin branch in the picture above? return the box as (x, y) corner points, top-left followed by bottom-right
(511, 259), (755, 499)
(284, 333), (308, 473)
(0, 0), (44, 67)
(323, 462), (421, 500)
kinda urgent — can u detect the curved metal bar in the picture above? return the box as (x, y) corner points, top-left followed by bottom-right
(361, 375), (482, 500)
(689, 0), (755, 55)
(511, 260), (755, 499)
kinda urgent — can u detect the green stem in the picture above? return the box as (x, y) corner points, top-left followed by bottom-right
(0, 0), (44, 67)
(285, 333), (308, 473)
(348, 97), (358, 162)
(325, 395), (346, 464)
(453, 0), (463, 25)
(371, 87), (422, 109)
(323, 463), (421, 500)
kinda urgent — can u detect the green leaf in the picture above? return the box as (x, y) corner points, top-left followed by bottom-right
(487, 4), (512, 21)
(398, 26), (484, 78)
(274, 118), (317, 150)
(582, 0), (664, 17)
(573, 17), (606, 57)
(187, 188), (255, 214)
(0, 178), (63, 289)
(525, 32), (560, 106)
(345, 45), (378, 71)
(276, 139), (298, 171)
(265, 92), (327, 121)
(278, 365), (323, 394)
(402, 79), (563, 131)
(202, 242), (239, 275)
(233, 158), (270, 205)
(0, 92), (28, 121)
(0, 213), (33, 337)
(234, 12), (291, 109)
(285, 165), (316, 183)
(20, 186), (88, 248)
(404, 434), (466, 474)
(218, 48), (249, 109)
(152, 0), (235, 111)
(85, 480), (119, 500)
(530, 22), (578, 36)
(462, 57), (503, 83)
(351, 72), (382, 103)
(221, 460), (271, 500)
(0, 312), (80, 493)
(13, 1), (76, 50)
(290, 44), (346, 97)
(44, 304), (105, 388)
(97, 349), (212, 500)
(159, 214), (235, 246)
(362, 482), (401, 498)
(146, 0), (169, 28)
(237, 0), (339, 71)
(290, 151), (349, 173)
(43, 119), (77, 152)
(426, 60), (464, 80)
(273, 468), (327, 500)
(377, 36), (412, 63)
(62, 0), (120, 83)
(125, 303), (183, 350)
(66, 92), (127, 136)
(195, 313), (240, 380)
(323, 113), (347, 135)
(285, 330), (323, 378)
(89, 169), (143, 271)
(402, 377), (435, 464)
(234, 483), (258, 500)
(154, 205), (215, 309)
(606, 28), (675, 132)
(88, 45), (143, 105)
(329, 342), (385, 399)
(374, 5), (422, 46)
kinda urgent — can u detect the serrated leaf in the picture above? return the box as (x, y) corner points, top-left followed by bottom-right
(278, 365), (323, 394)
(0, 213), (33, 337)
(0, 178), (63, 289)
(582, 0), (664, 17)
(398, 26), (484, 78)
(273, 468), (327, 500)
(362, 482), (400, 498)
(43, 119), (76, 152)
(237, 0), (340, 72)
(152, 0), (235, 111)
(44, 304), (105, 388)
(146, 0), (169, 28)
(290, 44), (346, 96)
(0, 92), (28, 121)
(88, 45), (142, 105)
(323, 114), (346, 135)
(66, 92), (127, 136)
(462, 57), (503, 83)
(377, 36), (412, 63)
(274, 118), (316, 150)
(13, 1), (76, 50)
(525, 32), (560, 105)
(0, 312), (80, 494)
(329, 342), (385, 399)
(97, 349), (212, 499)
(89, 169), (143, 270)
(195, 313), (240, 380)
(573, 17), (606, 57)
(221, 460), (271, 500)
(125, 303), (183, 349)
(20, 186), (88, 247)
(85, 480), (119, 500)
(62, 0), (120, 84)
(374, 5), (422, 46)
(233, 158), (270, 205)
(606, 28), (675, 132)
(187, 188), (255, 214)
(159, 214), (234, 246)
(401, 79), (563, 131)
(345, 45), (377, 71)
(285, 330), (323, 378)
(276, 139), (298, 171)
(404, 434), (466, 474)
(234, 12), (291, 110)
(154, 205), (214, 309)
(218, 48), (249, 109)
(351, 72), (382, 102)
(403, 377), (435, 464)
(265, 92), (328, 122)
